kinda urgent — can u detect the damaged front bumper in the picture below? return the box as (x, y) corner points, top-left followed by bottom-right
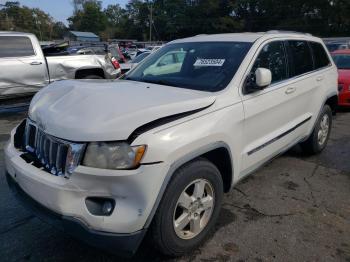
(4, 127), (168, 255)
(6, 172), (146, 256)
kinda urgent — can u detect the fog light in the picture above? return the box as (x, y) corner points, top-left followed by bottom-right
(102, 201), (113, 215)
(85, 197), (115, 216)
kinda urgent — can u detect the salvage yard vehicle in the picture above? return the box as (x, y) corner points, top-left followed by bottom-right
(5, 31), (338, 257)
(0, 32), (120, 99)
(120, 51), (151, 74)
(325, 41), (349, 52)
(331, 49), (350, 107)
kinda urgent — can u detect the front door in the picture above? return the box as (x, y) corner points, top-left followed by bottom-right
(0, 35), (48, 97)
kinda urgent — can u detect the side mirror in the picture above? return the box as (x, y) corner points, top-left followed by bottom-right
(255, 68), (272, 88)
(244, 68), (272, 94)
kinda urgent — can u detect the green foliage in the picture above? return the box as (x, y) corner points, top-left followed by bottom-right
(233, 0), (350, 36)
(0, 1), (67, 40)
(1, 0), (350, 41)
(68, 1), (108, 34)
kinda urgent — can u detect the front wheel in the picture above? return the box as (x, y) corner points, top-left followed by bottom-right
(150, 158), (223, 256)
(301, 104), (332, 154)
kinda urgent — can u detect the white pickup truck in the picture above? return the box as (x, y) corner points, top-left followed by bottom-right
(0, 32), (120, 99)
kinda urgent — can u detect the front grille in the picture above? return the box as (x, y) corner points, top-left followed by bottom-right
(24, 119), (85, 178)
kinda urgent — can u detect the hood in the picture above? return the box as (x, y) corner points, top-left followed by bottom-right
(29, 79), (215, 141)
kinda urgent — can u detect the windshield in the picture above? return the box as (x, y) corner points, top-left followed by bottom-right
(332, 54), (350, 69)
(132, 52), (151, 63)
(124, 42), (252, 92)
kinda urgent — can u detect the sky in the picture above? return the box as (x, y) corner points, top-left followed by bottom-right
(10, 0), (129, 24)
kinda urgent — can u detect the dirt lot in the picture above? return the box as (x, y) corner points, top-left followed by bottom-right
(0, 108), (349, 262)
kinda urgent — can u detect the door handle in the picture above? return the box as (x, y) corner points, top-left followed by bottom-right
(30, 61), (43, 65)
(285, 87), (296, 94)
(316, 76), (324, 82)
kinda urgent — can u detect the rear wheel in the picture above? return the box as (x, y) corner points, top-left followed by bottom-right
(150, 158), (223, 256)
(301, 105), (332, 154)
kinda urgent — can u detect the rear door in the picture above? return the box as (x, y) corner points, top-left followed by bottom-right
(0, 35), (48, 98)
(241, 40), (314, 175)
(284, 40), (330, 137)
(308, 41), (334, 118)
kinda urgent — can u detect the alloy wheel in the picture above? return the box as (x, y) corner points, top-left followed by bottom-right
(173, 179), (215, 240)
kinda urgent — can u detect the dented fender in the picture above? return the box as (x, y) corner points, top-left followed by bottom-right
(46, 54), (119, 81)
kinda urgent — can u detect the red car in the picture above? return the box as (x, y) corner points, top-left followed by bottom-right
(331, 49), (350, 107)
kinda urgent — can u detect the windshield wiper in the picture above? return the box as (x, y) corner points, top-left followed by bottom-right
(141, 79), (180, 87)
(123, 77), (182, 88)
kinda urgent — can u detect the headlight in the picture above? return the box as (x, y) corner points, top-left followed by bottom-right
(83, 142), (146, 170)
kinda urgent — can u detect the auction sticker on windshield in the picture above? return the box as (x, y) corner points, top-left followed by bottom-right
(194, 58), (226, 67)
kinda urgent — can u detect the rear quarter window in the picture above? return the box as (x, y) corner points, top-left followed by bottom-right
(0, 36), (35, 58)
(310, 42), (331, 69)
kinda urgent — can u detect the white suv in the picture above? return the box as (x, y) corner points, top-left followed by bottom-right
(5, 32), (338, 257)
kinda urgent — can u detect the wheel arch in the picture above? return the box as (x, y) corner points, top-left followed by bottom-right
(324, 93), (338, 115)
(75, 67), (105, 79)
(144, 141), (234, 228)
(302, 92), (337, 143)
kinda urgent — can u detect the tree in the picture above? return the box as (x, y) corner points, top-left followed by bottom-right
(2, 0), (350, 42)
(0, 1), (67, 40)
(68, 0), (107, 34)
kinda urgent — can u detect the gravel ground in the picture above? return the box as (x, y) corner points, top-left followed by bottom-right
(0, 108), (349, 262)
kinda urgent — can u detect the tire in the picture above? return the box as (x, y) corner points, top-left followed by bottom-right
(150, 158), (223, 257)
(301, 104), (332, 155)
(81, 75), (103, 79)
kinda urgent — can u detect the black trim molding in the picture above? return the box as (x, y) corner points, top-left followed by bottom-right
(247, 116), (312, 156)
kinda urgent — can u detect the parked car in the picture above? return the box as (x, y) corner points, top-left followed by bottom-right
(0, 32), (121, 99)
(331, 49), (350, 107)
(72, 46), (107, 55)
(5, 32), (338, 257)
(120, 51), (151, 74)
(146, 45), (163, 52)
(124, 44), (138, 59)
(108, 44), (127, 64)
(127, 49), (148, 60)
(325, 41), (349, 52)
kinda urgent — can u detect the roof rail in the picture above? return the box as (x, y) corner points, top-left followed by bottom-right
(266, 30), (312, 36)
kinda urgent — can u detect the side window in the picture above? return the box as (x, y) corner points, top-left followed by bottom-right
(251, 41), (288, 84)
(287, 40), (313, 77)
(0, 36), (35, 58)
(310, 42), (331, 69)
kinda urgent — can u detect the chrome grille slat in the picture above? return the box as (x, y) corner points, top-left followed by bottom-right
(24, 119), (85, 178)
(40, 132), (45, 164)
(56, 144), (62, 175)
(48, 141), (53, 168)
(44, 138), (50, 168)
